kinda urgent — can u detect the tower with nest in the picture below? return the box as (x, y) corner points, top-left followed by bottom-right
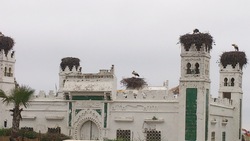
(178, 29), (214, 141)
(218, 50), (247, 141)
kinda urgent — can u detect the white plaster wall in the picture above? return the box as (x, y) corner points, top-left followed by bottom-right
(209, 104), (236, 141)
(20, 100), (68, 134)
(108, 101), (179, 141)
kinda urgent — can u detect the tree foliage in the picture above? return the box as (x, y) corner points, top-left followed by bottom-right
(0, 85), (35, 139)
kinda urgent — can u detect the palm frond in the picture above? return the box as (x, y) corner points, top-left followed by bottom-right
(12, 85), (35, 108)
(0, 89), (13, 104)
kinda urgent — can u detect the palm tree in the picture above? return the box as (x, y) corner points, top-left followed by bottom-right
(0, 85), (35, 139)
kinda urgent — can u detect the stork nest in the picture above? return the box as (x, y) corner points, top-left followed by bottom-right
(60, 57), (80, 71)
(0, 35), (15, 56)
(120, 77), (147, 89)
(179, 32), (214, 51)
(220, 51), (247, 69)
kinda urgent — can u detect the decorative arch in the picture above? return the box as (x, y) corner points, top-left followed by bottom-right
(224, 78), (228, 86)
(4, 67), (7, 76)
(195, 63), (200, 74)
(186, 63), (191, 74)
(231, 78), (235, 86)
(9, 67), (11, 77)
(73, 109), (102, 140)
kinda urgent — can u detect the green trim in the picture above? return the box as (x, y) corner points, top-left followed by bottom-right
(95, 109), (102, 116)
(69, 102), (72, 127)
(239, 99), (242, 139)
(205, 89), (209, 140)
(185, 88), (197, 141)
(75, 109), (81, 115)
(65, 95), (70, 100)
(107, 96), (111, 100)
(72, 96), (104, 100)
(104, 103), (108, 128)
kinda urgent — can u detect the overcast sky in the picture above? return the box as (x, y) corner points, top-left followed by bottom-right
(1, 0), (250, 129)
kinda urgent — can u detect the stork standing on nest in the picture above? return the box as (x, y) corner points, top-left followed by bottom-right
(193, 28), (200, 34)
(132, 71), (140, 77)
(232, 44), (239, 51)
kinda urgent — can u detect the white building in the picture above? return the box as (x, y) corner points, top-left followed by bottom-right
(0, 32), (246, 141)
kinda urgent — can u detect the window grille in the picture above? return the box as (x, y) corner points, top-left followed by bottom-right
(146, 130), (161, 141)
(116, 129), (130, 141)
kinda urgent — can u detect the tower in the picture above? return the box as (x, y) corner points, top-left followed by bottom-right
(58, 57), (81, 98)
(218, 51), (246, 141)
(0, 49), (16, 92)
(0, 33), (16, 93)
(178, 31), (213, 141)
(0, 49), (16, 128)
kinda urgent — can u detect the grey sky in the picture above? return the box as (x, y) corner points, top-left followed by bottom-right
(1, 0), (250, 129)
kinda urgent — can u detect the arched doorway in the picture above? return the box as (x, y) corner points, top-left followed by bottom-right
(80, 120), (99, 140)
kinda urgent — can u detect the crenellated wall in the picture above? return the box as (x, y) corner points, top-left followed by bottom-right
(115, 87), (178, 101)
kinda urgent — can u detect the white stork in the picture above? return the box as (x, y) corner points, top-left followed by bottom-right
(232, 44), (239, 51)
(132, 71), (140, 77)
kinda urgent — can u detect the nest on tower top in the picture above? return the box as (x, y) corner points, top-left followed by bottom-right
(120, 77), (147, 90)
(220, 51), (247, 69)
(0, 34), (15, 56)
(60, 57), (80, 71)
(179, 32), (214, 51)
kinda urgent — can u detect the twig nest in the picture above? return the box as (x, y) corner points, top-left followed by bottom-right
(120, 77), (147, 89)
(220, 51), (247, 69)
(179, 32), (214, 51)
(60, 57), (80, 71)
(0, 35), (15, 56)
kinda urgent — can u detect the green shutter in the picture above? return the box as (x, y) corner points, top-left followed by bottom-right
(68, 102), (72, 127)
(104, 103), (108, 128)
(205, 89), (209, 140)
(185, 88), (197, 141)
(72, 96), (104, 100)
(239, 99), (242, 139)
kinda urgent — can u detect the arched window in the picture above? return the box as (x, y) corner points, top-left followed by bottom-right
(211, 131), (215, 141)
(187, 63), (191, 74)
(195, 63), (200, 74)
(231, 78), (235, 86)
(224, 78), (228, 86)
(63, 80), (66, 86)
(4, 67), (7, 76)
(9, 67), (12, 77)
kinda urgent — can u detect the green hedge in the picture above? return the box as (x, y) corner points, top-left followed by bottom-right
(0, 128), (11, 136)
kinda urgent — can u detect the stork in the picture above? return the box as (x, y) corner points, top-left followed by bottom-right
(232, 44), (239, 51)
(193, 28), (200, 34)
(132, 71), (140, 77)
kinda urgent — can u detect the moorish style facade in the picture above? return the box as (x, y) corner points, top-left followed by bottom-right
(0, 31), (246, 141)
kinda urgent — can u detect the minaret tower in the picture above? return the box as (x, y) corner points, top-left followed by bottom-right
(178, 29), (214, 141)
(0, 33), (16, 93)
(218, 51), (246, 141)
(0, 32), (16, 128)
(58, 57), (81, 98)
